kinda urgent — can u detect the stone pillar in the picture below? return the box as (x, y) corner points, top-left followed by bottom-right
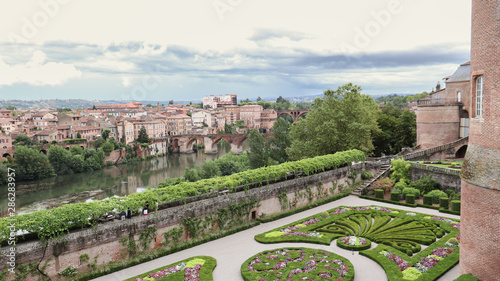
(459, 1), (500, 280)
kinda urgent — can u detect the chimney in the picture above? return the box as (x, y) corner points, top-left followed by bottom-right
(436, 81), (441, 91)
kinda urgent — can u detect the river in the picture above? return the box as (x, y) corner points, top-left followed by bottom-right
(0, 141), (247, 217)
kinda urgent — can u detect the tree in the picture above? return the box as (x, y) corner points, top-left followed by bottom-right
(76, 132), (82, 139)
(146, 104), (153, 107)
(101, 129), (111, 141)
(13, 135), (33, 146)
(256, 96), (262, 101)
(92, 105), (96, 110)
(136, 126), (150, 144)
(13, 146), (55, 181)
(372, 106), (416, 156)
(48, 145), (72, 175)
(102, 142), (114, 156)
(269, 117), (291, 163)
(248, 130), (268, 169)
(274, 96), (292, 110)
(287, 83), (379, 160)
(169, 100), (174, 105)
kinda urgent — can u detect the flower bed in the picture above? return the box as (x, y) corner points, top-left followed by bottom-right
(336, 236), (371, 251)
(255, 205), (460, 281)
(124, 256), (216, 281)
(241, 248), (354, 281)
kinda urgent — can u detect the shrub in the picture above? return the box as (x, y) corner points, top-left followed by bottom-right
(321, 211), (329, 218)
(375, 189), (384, 199)
(452, 192), (461, 201)
(393, 180), (407, 193)
(361, 171), (374, 180)
(409, 175), (437, 194)
(448, 238), (459, 246)
(423, 194), (433, 205)
(445, 189), (456, 198)
(439, 197), (449, 209)
(405, 194), (415, 204)
(451, 200), (461, 212)
(390, 192), (400, 202)
(426, 190), (448, 204)
(402, 187), (420, 199)
(390, 158), (411, 184)
(370, 177), (395, 193)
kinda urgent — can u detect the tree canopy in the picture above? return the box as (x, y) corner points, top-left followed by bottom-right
(286, 83), (379, 160)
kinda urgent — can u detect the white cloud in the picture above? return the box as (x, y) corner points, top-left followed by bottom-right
(121, 77), (131, 87)
(0, 50), (81, 86)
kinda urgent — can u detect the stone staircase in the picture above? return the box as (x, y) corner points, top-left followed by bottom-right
(351, 163), (392, 196)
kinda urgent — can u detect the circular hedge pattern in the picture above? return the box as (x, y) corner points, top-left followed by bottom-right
(336, 236), (371, 251)
(241, 247), (354, 281)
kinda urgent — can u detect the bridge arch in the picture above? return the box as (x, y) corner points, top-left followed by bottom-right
(455, 145), (468, 158)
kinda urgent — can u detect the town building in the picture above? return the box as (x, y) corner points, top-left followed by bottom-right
(240, 105), (263, 129)
(203, 94), (237, 109)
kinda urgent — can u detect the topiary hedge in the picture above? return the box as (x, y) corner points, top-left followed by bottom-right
(402, 187), (420, 199)
(439, 197), (450, 209)
(390, 192), (400, 202)
(423, 194), (434, 205)
(375, 189), (384, 199)
(405, 194), (415, 204)
(451, 200), (461, 212)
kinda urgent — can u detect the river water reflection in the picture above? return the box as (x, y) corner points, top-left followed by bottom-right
(0, 142), (244, 217)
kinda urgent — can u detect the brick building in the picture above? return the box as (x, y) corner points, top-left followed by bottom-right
(240, 105), (263, 129)
(202, 94), (237, 109)
(416, 63), (471, 151)
(460, 0), (500, 280)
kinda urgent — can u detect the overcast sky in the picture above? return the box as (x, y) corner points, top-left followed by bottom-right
(0, 0), (471, 101)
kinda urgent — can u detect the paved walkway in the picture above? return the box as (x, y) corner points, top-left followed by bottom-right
(92, 195), (460, 281)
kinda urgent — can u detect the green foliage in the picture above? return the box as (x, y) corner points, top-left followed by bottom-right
(370, 177), (395, 193)
(405, 194), (415, 204)
(451, 201), (461, 212)
(287, 83), (379, 160)
(268, 117), (291, 164)
(162, 227), (183, 247)
(423, 194), (433, 205)
(361, 171), (374, 180)
(454, 273), (480, 281)
(139, 226), (157, 251)
(409, 175), (438, 195)
(390, 158), (411, 184)
(76, 132), (82, 139)
(426, 190), (448, 204)
(372, 106), (416, 156)
(439, 197), (450, 209)
(274, 96), (292, 110)
(135, 126), (150, 144)
(390, 192), (400, 201)
(402, 187), (420, 199)
(13, 146), (55, 181)
(375, 189), (384, 199)
(48, 145), (73, 175)
(277, 192), (289, 210)
(102, 141), (114, 156)
(13, 134), (33, 146)
(79, 253), (90, 262)
(58, 265), (77, 277)
(393, 180), (408, 192)
(248, 129), (269, 169)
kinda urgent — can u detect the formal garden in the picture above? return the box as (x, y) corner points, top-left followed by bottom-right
(254, 205), (461, 281)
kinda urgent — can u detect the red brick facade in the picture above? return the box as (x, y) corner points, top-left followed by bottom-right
(416, 105), (461, 149)
(460, 0), (500, 279)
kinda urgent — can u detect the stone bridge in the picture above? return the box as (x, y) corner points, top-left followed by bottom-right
(277, 110), (309, 122)
(170, 133), (274, 154)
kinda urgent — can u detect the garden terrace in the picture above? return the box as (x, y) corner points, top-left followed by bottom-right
(124, 256), (216, 281)
(0, 150), (366, 246)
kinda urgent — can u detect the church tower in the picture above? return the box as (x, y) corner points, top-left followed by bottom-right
(460, 0), (500, 279)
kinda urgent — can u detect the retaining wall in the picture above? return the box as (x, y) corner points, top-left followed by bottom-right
(410, 163), (462, 192)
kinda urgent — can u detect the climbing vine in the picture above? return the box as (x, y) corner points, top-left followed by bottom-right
(162, 227), (183, 247)
(278, 192), (289, 210)
(139, 226), (157, 251)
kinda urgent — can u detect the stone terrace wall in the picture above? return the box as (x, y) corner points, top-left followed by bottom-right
(410, 163), (461, 192)
(0, 162), (381, 279)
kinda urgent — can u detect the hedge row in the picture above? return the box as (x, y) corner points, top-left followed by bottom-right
(0, 150), (366, 244)
(359, 196), (461, 215)
(453, 273), (480, 281)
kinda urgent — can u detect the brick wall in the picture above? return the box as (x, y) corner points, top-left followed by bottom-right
(410, 163), (461, 192)
(416, 104), (460, 149)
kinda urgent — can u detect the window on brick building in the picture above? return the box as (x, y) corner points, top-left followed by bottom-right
(457, 91), (461, 102)
(476, 76), (483, 116)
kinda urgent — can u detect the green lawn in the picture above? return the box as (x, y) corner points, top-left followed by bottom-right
(414, 161), (463, 170)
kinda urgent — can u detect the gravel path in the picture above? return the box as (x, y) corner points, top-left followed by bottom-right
(92, 195), (460, 281)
